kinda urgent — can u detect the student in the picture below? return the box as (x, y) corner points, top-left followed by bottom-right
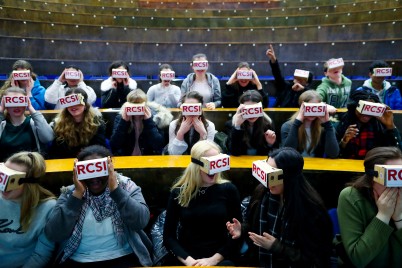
(164, 140), (242, 266)
(337, 146), (402, 267)
(226, 147), (333, 267)
(0, 87), (54, 161)
(45, 66), (97, 109)
(110, 89), (169, 156)
(229, 90), (276, 156)
(45, 145), (153, 267)
(281, 90), (339, 158)
(48, 87), (106, 159)
(101, 61), (137, 108)
(168, 91), (216, 155)
(222, 62), (267, 108)
(147, 64), (181, 108)
(266, 44), (313, 108)
(355, 60), (402, 110)
(316, 58), (352, 108)
(0, 59), (50, 110)
(0, 151), (56, 267)
(180, 53), (221, 109)
(336, 89), (402, 159)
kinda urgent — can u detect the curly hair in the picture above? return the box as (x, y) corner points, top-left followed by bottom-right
(53, 87), (102, 147)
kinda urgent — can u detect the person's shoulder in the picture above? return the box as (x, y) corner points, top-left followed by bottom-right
(39, 198), (57, 210)
(339, 186), (363, 203)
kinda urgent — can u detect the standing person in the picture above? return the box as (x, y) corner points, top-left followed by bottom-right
(266, 44), (313, 108)
(355, 60), (402, 110)
(147, 64), (181, 108)
(336, 89), (402, 159)
(110, 89), (169, 156)
(222, 62), (267, 108)
(164, 140), (242, 266)
(281, 90), (339, 158)
(229, 90), (276, 156)
(0, 60), (50, 110)
(180, 53), (221, 109)
(337, 146), (402, 267)
(0, 87), (54, 162)
(168, 91), (216, 155)
(0, 151), (56, 268)
(101, 61), (137, 108)
(45, 66), (97, 109)
(45, 145), (153, 267)
(316, 58), (352, 108)
(226, 147), (333, 267)
(48, 87), (106, 159)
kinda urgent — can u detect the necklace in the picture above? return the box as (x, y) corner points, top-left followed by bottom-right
(198, 186), (208, 195)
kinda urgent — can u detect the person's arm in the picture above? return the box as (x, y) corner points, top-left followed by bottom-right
(78, 82), (97, 105)
(211, 75), (222, 108)
(281, 119), (301, 149)
(168, 120), (188, 155)
(269, 60), (287, 92)
(337, 187), (394, 267)
(30, 81), (47, 110)
(315, 82), (328, 105)
(206, 121), (216, 141)
(110, 115), (130, 155)
(146, 85), (156, 102)
(163, 189), (191, 260)
(31, 112), (55, 143)
(23, 230), (55, 268)
(45, 189), (85, 242)
(109, 178), (150, 231)
(167, 85), (181, 108)
(45, 80), (63, 105)
(322, 121), (340, 158)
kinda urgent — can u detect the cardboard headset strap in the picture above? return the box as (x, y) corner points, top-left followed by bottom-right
(191, 158), (204, 167)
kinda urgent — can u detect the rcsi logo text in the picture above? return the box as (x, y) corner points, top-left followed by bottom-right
(65, 71), (80, 80)
(373, 68), (392, 77)
(199, 154), (230, 175)
(304, 102), (326, 117)
(3, 96), (28, 107)
(126, 103), (145, 116)
(160, 71), (175, 81)
(242, 102), (263, 119)
(181, 103), (202, 116)
(327, 58), (344, 69)
(374, 165), (402, 187)
(58, 94), (82, 109)
(192, 61), (209, 70)
(356, 100), (386, 117)
(237, 70), (253, 80)
(112, 69), (128, 78)
(75, 157), (108, 180)
(12, 70), (31, 81)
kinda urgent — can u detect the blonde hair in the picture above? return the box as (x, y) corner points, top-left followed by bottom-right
(290, 90), (323, 154)
(6, 152), (55, 232)
(53, 87), (102, 147)
(172, 140), (229, 207)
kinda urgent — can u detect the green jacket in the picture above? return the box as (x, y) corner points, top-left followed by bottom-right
(316, 75), (352, 108)
(337, 186), (402, 268)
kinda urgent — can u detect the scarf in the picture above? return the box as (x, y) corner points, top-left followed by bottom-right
(61, 186), (125, 263)
(259, 193), (295, 267)
(131, 118), (144, 156)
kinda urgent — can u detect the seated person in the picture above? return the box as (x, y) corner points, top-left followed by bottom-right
(45, 145), (153, 267)
(266, 44), (313, 108)
(355, 60), (402, 110)
(147, 64), (181, 108)
(337, 146), (402, 267)
(0, 151), (56, 267)
(281, 90), (339, 158)
(168, 91), (216, 155)
(222, 62), (267, 108)
(336, 89), (402, 159)
(229, 90), (276, 156)
(101, 61), (137, 108)
(45, 66), (97, 109)
(180, 53), (221, 109)
(48, 87), (106, 159)
(0, 59), (50, 110)
(316, 58), (352, 108)
(0, 87), (54, 161)
(110, 89), (169, 155)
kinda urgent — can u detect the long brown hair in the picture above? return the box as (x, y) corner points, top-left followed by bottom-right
(290, 90), (323, 154)
(7, 152), (55, 231)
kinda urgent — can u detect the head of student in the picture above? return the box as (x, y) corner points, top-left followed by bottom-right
(64, 65), (81, 87)
(238, 89), (263, 124)
(63, 87), (90, 122)
(2, 151), (55, 231)
(1, 86), (27, 119)
(236, 62), (253, 87)
(297, 90), (323, 122)
(172, 140), (228, 207)
(324, 58), (343, 81)
(127, 88), (147, 104)
(12, 60), (36, 88)
(191, 53), (208, 77)
(347, 89), (381, 124)
(180, 90), (205, 119)
(293, 70), (313, 87)
(368, 60), (390, 85)
(159, 63), (174, 87)
(77, 145), (113, 195)
(108, 61), (130, 84)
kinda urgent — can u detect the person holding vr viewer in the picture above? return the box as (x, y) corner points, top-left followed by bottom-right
(222, 62), (267, 108)
(281, 90), (339, 158)
(336, 89), (402, 159)
(163, 140), (242, 266)
(0, 86), (54, 162)
(337, 146), (402, 267)
(229, 90), (277, 156)
(0, 151), (56, 267)
(226, 147), (333, 267)
(45, 145), (153, 267)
